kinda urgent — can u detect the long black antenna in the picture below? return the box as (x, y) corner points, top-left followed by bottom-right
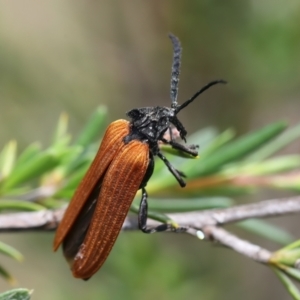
(169, 33), (182, 109)
(175, 80), (227, 114)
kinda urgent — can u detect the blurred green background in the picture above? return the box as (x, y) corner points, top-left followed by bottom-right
(0, 1), (300, 299)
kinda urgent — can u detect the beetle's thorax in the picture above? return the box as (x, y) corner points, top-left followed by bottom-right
(124, 106), (178, 145)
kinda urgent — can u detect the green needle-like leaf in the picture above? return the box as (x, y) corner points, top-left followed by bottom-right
(280, 240), (300, 251)
(272, 249), (300, 266)
(273, 267), (300, 300)
(15, 143), (41, 169)
(55, 166), (88, 198)
(146, 197), (233, 212)
(277, 265), (300, 281)
(200, 128), (236, 158)
(0, 241), (23, 261)
(0, 141), (17, 179)
(0, 152), (61, 192)
(0, 288), (32, 300)
(223, 155), (300, 176)
(52, 113), (69, 145)
(271, 240), (300, 266)
(189, 121), (287, 177)
(237, 219), (294, 245)
(62, 147), (95, 177)
(0, 200), (45, 212)
(246, 122), (300, 162)
(0, 265), (15, 284)
(186, 127), (219, 146)
(75, 106), (107, 147)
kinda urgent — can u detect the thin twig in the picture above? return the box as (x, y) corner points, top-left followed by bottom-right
(0, 208), (65, 232)
(0, 196), (299, 232)
(0, 196), (298, 266)
(163, 196), (300, 228)
(203, 226), (272, 263)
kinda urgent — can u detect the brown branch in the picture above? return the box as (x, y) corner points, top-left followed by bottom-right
(162, 196), (300, 228)
(203, 226), (272, 263)
(0, 196), (299, 232)
(0, 196), (299, 266)
(0, 208), (65, 232)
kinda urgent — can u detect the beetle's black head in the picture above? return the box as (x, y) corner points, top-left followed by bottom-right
(126, 106), (179, 143)
(125, 34), (226, 146)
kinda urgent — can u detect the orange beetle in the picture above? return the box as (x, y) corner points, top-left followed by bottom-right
(53, 33), (225, 280)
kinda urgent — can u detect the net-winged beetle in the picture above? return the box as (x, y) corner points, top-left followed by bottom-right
(53, 34), (226, 279)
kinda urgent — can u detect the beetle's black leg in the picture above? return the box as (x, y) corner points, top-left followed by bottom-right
(157, 151), (186, 187)
(162, 127), (198, 156)
(138, 188), (166, 233)
(171, 118), (187, 142)
(176, 169), (186, 178)
(138, 188), (148, 232)
(138, 188), (188, 234)
(161, 137), (199, 156)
